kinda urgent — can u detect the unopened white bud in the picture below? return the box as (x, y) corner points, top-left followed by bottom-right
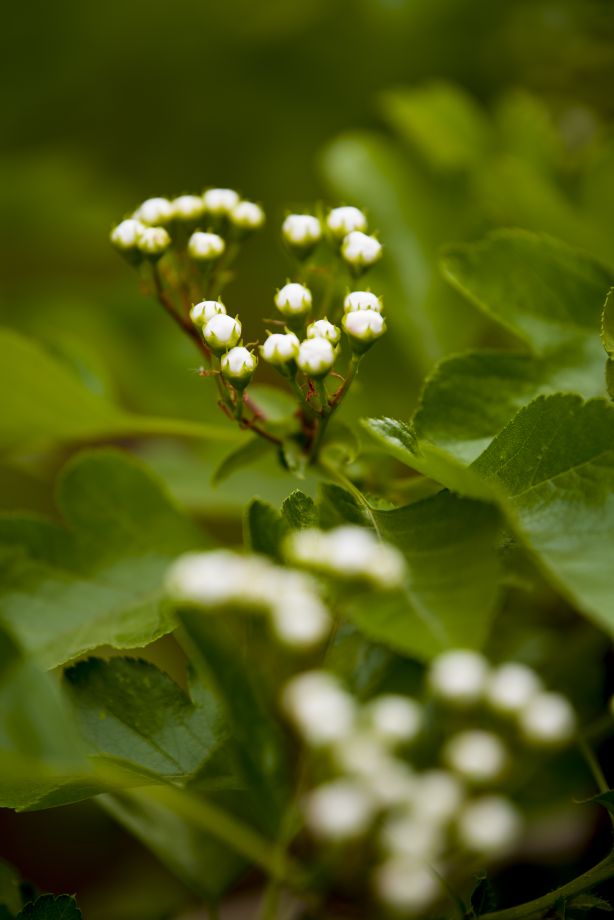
(203, 313), (242, 353)
(270, 594), (332, 649)
(444, 730), (507, 783)
(297, 338), (335, 378)
(166, 550), (269, 608)
(220, 346), (257, 387)
(486, 663), (542, 716)
(332, 733), (391, 779)
(342, 309), (386, 353)
(413, 770), (464, 825)
(203, 188), (240, 216)
(275, 282), (313, 318)
(111, 219), (145, 251)
(137, 226), (171, 258)
(230, 200), (265, 230)
(364, 695), (423, 746)
(282, 214), (322, 251)
(135, 197), (174, 226)
(327, 206), (368, 239)
(260, 332), (300, 366)
(519, 692), (576, 746)
(344, 290), (383, 313)
(285, 526), (406, 589)
(190, 300), (226, 327)
(366, 760), (417, 808)
(429, 650), (489, 705)
(306, 319), (341, 346)
(172, 195), (206, 221)
(188, 231), (225, 261)
(374, 859), (441, 914)
(380, 814), (444, 861)
(457, 796), (521, 856)
(341, 231), (382, 270)
(305, 780), (375, 841)
(282, 671), (356, 746)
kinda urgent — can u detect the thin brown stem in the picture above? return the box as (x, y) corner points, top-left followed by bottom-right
(151, 263), (211, 361)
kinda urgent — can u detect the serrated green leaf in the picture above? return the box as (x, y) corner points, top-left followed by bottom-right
(17, 895), (81, 919)
(63, 657), (222, 781)
(345, 492), (501, 658)
(0, 449), (207, 668)
(0, 327), (238, 457)
(281, 490), (318, 530)
(473, 395), (614, 633)
(442, 231), (612, 356)
(245, 498), (287, 559)
(212, 437), (274, 486)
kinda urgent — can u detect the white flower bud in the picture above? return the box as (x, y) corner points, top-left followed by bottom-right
(137, 226), (171, 258)
(203, 313), (242, 353)
(364, 695), (423, 746)
(343, 290), (383, 313)
(429, 650), (489, 705)
(519, 692), (576, 746)
(304, 780), (375, 841)
(172, 195), (205, 221)
(366, 760), (417, 808)
(220, 346), (257, 387)
(332, 733), (391, 779)
(110, 219), (145, 251)
(412, 769), (464, 825)
(275, 282), (313, 318)
(327, 206), (368, 239)
(486, 663), (542, 716)
(296, 338), (335, 378)
(285, 526), (406, 589)
(166, 550), (271, 608)
(134, 197), (174, 226)
(282, 214), (322, 250)
(456, 796), (521, 856)
(282, 671), (356, 746)
(373, 859), (441, 914)
(270, 594), (332, 649)
(260, 332), (300, 366)
(230, 200), (265, 231)
(342, 309), (386, 352)
(380, 814), (444, 861)
(341, 231), (382, 270)
(190, 300), (226, 327)
(187, 231), (225, 261)
(306, 318), (341, 346)
(444, 730), (507, 783)
(203, 188), (240, 216)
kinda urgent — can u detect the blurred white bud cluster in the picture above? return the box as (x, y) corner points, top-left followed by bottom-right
(166, 550), (331, 650)
(283, 525), (406, 589)
(282, 206), (382, 274)
(429, 650), (577, 746)
(281, 667), (524, 916)
(110, 187), (265, 264)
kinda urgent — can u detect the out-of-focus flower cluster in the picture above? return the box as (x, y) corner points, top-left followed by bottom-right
(282, 650), (577, 916)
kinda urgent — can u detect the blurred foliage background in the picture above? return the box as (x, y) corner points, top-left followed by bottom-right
(2, 0), (614, 916)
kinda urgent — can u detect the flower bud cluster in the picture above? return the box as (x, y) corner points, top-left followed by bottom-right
(281, 206), (381, 274)
(166, 551), (331, 649)
(429, 650), (577, 746)
(283, 525), (406, 589)
(281, 667), (524, 916)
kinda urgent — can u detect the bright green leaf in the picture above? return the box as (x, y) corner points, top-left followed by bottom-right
(281, 490), (318, 530)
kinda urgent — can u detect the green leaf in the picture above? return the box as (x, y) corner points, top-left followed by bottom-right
(0, 327), (238, 457)
(473, 395), (614, 634)
(379, 82), (490, 172)
(281, 490), (318, 530)
(0, 449), (207, 668)
(101, 789), (243, 902)
(441, 231), (612, 356)
(602, 288), (614, 355)
(345, 492), (501, 658)
(17, 896), (81, 919)
(244, 498), (287, 559)
(63, 657), (222, 781)
(212, 437), (274, 486)
(567, 894), (613, 913)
